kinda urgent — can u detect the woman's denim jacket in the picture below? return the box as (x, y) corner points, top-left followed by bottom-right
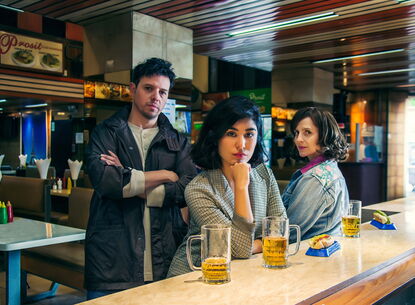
(282, 158), (349, 242)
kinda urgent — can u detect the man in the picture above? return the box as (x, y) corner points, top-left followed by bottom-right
(85, 58), (196, 299)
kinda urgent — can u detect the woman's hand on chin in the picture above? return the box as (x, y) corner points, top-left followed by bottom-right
(230, 162), (251, 189)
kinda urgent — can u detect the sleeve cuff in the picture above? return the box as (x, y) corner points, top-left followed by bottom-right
(122, 169), (145, 198)
(146, 184), (165, 208)
(232, 213), (256, 233)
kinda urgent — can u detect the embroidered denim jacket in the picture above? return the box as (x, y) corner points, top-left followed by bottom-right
(282, 159), (349, 242)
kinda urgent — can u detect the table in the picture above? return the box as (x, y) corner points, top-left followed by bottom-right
(0, 217), (85, 305)
(50, 188), (71, 198)
(78, 196), (415, 305)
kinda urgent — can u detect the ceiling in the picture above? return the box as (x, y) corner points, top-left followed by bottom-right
(2, 0), (415, 93)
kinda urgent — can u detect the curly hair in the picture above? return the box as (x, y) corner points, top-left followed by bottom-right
(192, 96), (266, 170)
(131, 58), (176, 88)
(290, 107), (348, 161)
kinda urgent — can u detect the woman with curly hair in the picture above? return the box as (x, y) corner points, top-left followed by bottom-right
(282, 107), (349, 241)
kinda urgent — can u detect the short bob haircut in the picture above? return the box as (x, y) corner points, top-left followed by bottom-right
(290, 107), (348, 161)
(131, 57), (176, 89)
(192, 96), (266, 170)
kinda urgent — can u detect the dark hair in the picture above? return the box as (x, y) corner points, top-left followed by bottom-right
(290, 107), (348, 161)
(131, 58), (176, 88)
(192, 96), (266, 170)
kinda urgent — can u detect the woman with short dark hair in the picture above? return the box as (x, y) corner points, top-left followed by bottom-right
(282, 107), (349, 241)
(168, 96), (286, 277)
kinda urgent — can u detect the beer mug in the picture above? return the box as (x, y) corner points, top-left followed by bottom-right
(342, 200), (362, 238)
(186, 224), (231, 284)
(262, 216), (301, 269)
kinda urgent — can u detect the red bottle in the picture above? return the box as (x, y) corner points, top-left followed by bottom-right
(6, 201), (13, 223)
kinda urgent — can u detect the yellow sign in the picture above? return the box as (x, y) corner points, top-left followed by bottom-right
(0, 31), (63, 73)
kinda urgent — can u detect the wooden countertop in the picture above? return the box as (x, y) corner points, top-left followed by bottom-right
(78, 196), (415, 305)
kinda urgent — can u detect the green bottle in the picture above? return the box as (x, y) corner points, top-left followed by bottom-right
(0, 202), (7, 224)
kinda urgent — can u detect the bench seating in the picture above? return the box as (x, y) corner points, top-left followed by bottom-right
(21, 187), (93, 292)
(0, 175), (65, 222)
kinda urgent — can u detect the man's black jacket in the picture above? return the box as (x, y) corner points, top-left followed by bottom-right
(85, 105), (196, 290)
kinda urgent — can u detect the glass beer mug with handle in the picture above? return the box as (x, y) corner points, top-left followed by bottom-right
(186, 224), (231, 284)
(262, 216), (301, 269)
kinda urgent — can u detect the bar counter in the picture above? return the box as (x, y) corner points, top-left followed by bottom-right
(78, 197), (415, 305)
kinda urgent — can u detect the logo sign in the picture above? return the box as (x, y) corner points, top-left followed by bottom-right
(230, 88), (271, 114)
(0, 31), (63, 73)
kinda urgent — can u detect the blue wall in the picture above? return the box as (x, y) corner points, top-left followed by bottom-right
(22, 112), (46, 163)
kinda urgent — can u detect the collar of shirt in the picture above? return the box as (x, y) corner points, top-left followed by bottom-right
(300, 155), (328, 174)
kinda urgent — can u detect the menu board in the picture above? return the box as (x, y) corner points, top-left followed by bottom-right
(84, 81), (131, 101)
(0, 31), (63, 73)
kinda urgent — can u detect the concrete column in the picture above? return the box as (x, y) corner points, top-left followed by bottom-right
(84, 12), (193, 80)
(272, 67), (334, 108)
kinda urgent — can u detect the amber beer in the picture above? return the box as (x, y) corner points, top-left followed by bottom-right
(186, 224), (231, 284)
(262, 216), (300, 269)
(201, 257), (230, 284)
(262, 236), (288, 268)
(342, 215), (360, 237)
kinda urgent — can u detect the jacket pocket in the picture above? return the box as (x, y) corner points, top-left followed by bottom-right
(86, 225), (136, 283)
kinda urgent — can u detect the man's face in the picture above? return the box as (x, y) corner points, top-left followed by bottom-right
(130, 75), (170, 121)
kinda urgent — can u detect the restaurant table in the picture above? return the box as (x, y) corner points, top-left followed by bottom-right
(78, 197), (415, 305)
(50, 188), (71, 198)
(1, 217), (85, 305)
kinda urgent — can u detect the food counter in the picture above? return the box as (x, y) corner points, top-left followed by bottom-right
(78, 197), (415, 305)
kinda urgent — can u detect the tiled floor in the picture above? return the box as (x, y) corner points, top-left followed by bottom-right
(0, 272), (86, 305)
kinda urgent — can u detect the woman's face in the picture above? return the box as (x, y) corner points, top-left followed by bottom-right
(218, 118), (258, 168)
(294, 117), (321, 160)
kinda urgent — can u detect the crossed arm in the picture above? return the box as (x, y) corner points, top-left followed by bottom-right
(100, 150), (178, 198)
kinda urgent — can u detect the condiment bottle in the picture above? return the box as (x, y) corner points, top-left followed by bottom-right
(67, 177), (72, 191)
(0, 202), (7, 224)
(6, 201), (13, 223)
(57, 178), (62, 190)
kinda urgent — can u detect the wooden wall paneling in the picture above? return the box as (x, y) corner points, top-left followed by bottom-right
(17, 11), (42, 33)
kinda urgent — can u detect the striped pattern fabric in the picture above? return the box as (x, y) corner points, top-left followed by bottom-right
(168, 163), (286, 277)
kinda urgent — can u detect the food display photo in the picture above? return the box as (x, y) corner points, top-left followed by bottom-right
(11, 49), (35, 67)
(40, 53), (61, 71)
(84, 81), (95, 98)
(370, 210), (397, 230)
(305, 234), (340, 257)
(120, 85), (132, 101)
(95, 82), (111, 99)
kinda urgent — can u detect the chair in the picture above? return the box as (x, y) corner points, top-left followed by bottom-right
(21, 187), (93, 297)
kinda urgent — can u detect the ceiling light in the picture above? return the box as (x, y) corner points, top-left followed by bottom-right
(397, 84), (415, 87)
(313, 49), (405, 64)
(340, 38), (346, 42)
(358, 68), (415, 76)
(0, 4), (23, 12)
(0, 99), (6, 103)
(228, 12), (338, 37)
(175, 105), (187, 109)
(25, 103), (48, 108)
(0, 108), (3, 111)
(57, 112), (66, 115)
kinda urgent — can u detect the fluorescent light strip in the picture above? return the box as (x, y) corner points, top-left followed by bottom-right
(359, 68), (415, 76)
(0, 4), (23, 12)
(25, 103), (48, 108)
(313, 49), (405, 64)
(397, 84), (415, 87)
(0, 108), (3, 111)
(0, 99), (6, 103)
(228, 12), (338, 37)
(175, 104), (187, 109)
